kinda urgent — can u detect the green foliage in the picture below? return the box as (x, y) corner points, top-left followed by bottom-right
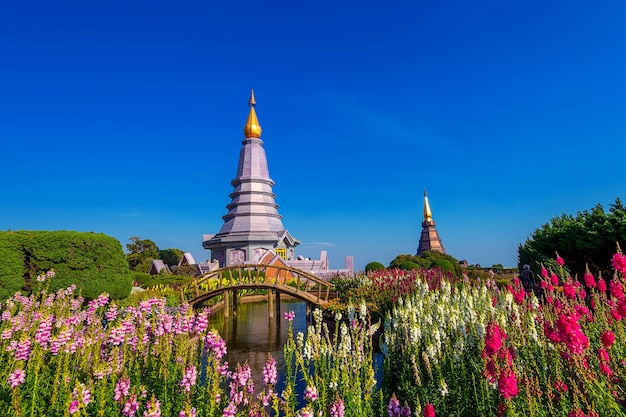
(364, 261), (385, 273)
(389, 251), (463, 276)
(519, 197), (626, 278)
(132, 272), (153, 286)
(0, 230), (132, 300)
(158, 248), (183, 266)
(0, 232), (26, 301)
(126, 236), (159, 271)
(432, 258), (454, 274)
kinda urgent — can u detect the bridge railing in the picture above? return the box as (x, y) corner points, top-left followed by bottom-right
(179, 263), (334, 305)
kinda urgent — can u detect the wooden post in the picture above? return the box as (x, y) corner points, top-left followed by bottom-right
(233, 290), (238, 318)
(223, 290), (230, 318)
(268, 289), (274, 319)
(275, 291), (281, 317)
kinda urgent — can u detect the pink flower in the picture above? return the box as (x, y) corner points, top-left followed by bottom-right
(69, 400), (80, 415)
(612, 253), (626, 276)
(541, 265), (548, 279)
(597, 278), (607, 293)
(554, 380), (569, 392)
(551, 273), (559, 286)
(143, 396), (161, 417)
(584, 272), (596, 289)
(262, 355), (277, 385)
(284, 311), (295, 321)
(329, 397), (345, 417)
(179, 366), (197, 393)
(423, 403), (435, 417)
(498, 369), (519, 399)
(610, 280), (625, 300)
(556, 253), (565, 267)
(304, 385), (318, 402)
(7, 369), (25, 388)
(483, 322), (505, 356)
(601, 330), (616, 348)
(563, 282), (576, 299)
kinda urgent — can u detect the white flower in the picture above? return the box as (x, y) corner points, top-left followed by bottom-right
(439, 379), (449, 397)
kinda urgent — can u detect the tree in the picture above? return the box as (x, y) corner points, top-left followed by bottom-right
(518, 197), (626, 279)
(389, 251), (462, 276)
(365, 261), (385, 273)
(126, 236), (159, 272)
(159, 248), (184, 266)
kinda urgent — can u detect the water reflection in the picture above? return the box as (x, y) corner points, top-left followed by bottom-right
(207, 299), (308, 392)
(207, 299), (383, 395)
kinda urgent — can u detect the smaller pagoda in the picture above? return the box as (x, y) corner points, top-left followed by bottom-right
(416, 189), (446, 255)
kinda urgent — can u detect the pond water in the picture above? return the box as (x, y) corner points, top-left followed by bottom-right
(206, 299), (383, 394)
(207, 299), (308, 393)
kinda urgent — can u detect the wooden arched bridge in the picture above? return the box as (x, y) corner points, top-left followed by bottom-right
(179, 264), (335, 318)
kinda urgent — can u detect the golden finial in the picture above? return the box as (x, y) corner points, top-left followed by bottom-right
(243, 89), (262, 138)
(423, 188), (433, 222)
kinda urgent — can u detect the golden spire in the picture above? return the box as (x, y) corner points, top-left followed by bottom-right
(423, 188), (433, 222)
(243, 89), (262, 138)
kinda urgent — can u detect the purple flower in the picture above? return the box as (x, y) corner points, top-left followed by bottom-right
(284, 311), (295, 321)
(179, 366), (198, 393)
(7, 369), (25, 388)
(262, 355), (277, 385)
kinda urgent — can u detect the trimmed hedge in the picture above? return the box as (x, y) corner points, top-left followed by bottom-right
(0, 231), (133, 301)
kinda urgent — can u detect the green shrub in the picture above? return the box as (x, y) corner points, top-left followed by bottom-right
(133, 272), (153, 286)
(0, 230), (133, 300)
(0, 232), (26, 301)
(364, 261), (385, 273)
(431, 258), (454, 274)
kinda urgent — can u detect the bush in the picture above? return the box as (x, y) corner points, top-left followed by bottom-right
(431, 258), (454, 274)
(0, 230), (133, 300)
(365, 261), (385, 273)
(133, 272), (153, 286)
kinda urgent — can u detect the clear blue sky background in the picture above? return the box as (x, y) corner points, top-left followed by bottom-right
(1, 1), (625, 272)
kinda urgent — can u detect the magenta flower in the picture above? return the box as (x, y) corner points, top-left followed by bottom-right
(554, 380), (569, 392)
(601, 330), (616, 348)
(483, 322), (505, 356)
(423, 403), (436, 417)
(612, 253), (626, 276)
(498, 368), (519, 399)
(597, 278), (607, 293)
(284, 311), (295, 321)
(7, 369), (25, 388)
(69, 400), (80, 415)
(556, 253), (565, 267)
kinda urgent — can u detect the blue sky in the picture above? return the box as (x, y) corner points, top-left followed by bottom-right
(1, 1), (625, 271)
